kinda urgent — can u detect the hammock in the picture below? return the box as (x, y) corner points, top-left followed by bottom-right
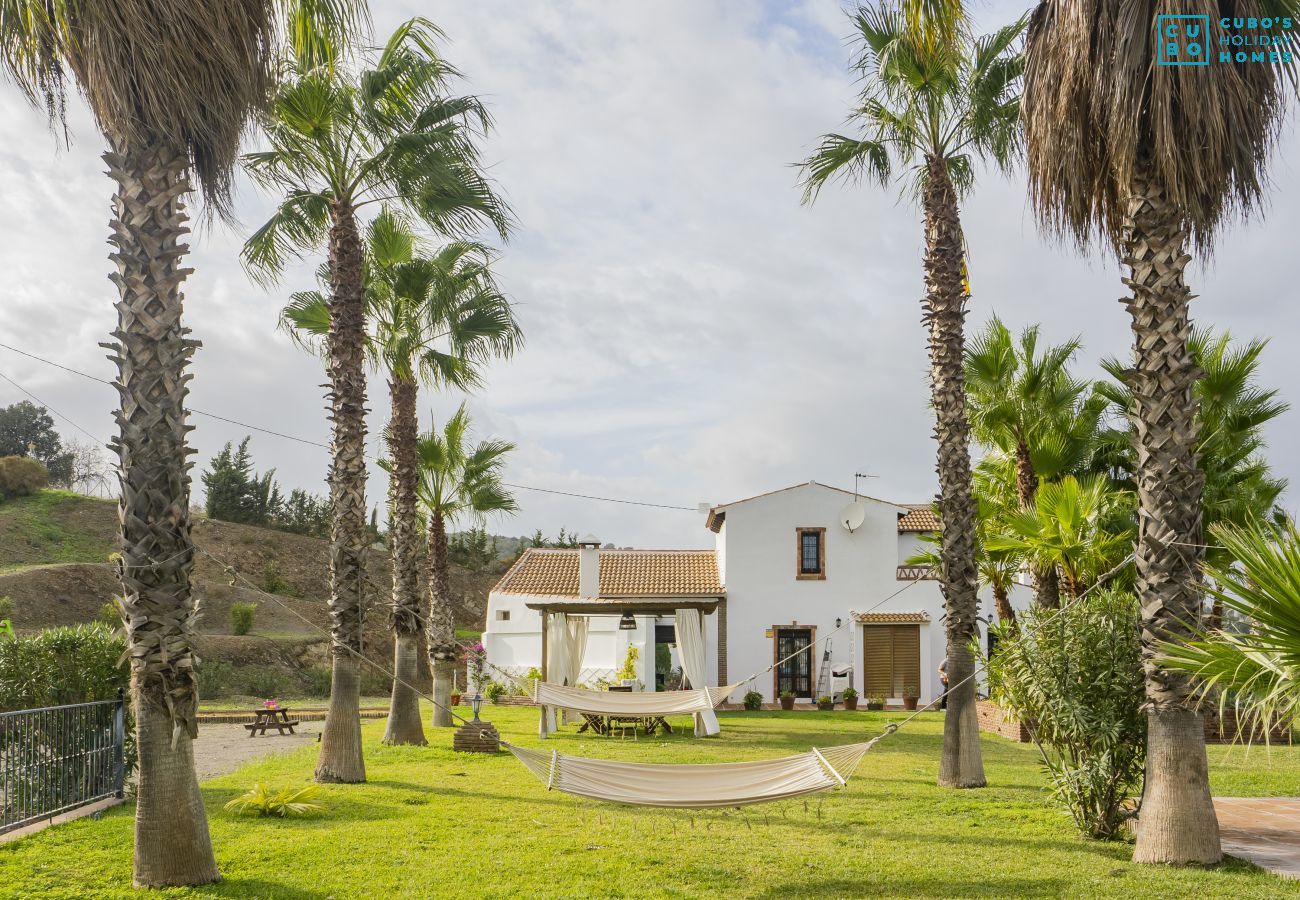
(502, 735), (885, 808)
(535, 682), (741, 738)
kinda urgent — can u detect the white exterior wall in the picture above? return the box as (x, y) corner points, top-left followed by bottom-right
(482, 482), (1030, 706)
(718, 483), (1030, 704)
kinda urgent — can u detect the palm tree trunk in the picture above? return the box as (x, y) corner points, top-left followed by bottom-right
(315, 200), (369, 784)
(922, 157), (985, 789)
(992, 582), (1016, 630)
(383, 377), (427, 745)
(1015, 444), (1058, 610)
(427, 509), (456, 727)
(104, 140), (218, 887)
(1124, 164), (1220, 865)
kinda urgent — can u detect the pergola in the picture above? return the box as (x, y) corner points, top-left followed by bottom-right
(524, 596), (723, 681)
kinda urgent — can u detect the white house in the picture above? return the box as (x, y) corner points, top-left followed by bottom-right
(483, 481), (1031, 706)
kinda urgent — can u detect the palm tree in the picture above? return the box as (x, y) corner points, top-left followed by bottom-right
(801, 3), (1025, 789)
(965, 317), (1101, 607)
(244, 18), (508, 782)
(986, 475), (1131, 599)
(413, 404), (516, 725)
(282, 211), (520, 744)
(1162, 518), (1300, 739)
(1021, 0), (1296, 864)
(0, 0), (360, 886)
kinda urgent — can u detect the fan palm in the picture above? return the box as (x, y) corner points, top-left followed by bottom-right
(1022, 0), (1297, 864)
(965, 317), (1102, 607)
(244, 17), (507, 783)
(1161, 519), (1300, 741)
(412, 404), (517, 723)
(0, 0), (361, 885)
(800, 3), (1025, 789)
(987, 475), (1131, 600)
(282, 210), (520, 740)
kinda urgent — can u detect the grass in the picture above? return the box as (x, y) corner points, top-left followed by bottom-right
(3, 708), (1299, 898)
(0, 490), (113, 573)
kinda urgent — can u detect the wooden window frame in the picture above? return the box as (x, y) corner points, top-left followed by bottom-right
(771, 623), (817, 700)
(795, 527), (826, 580)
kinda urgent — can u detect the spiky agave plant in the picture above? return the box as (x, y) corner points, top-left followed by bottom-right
(1021, 0), (1297, 865)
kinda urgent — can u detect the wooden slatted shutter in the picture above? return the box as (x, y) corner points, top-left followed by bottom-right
(863, 627), (893, 697)
(863, 625), (922, 697)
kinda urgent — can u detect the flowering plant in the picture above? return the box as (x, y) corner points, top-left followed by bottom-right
(262, 698), (279, 710)
(464, 641), (487, 692)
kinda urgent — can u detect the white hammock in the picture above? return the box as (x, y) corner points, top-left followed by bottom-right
(535, 682), (740, 738)
(502, 735), (885, 808)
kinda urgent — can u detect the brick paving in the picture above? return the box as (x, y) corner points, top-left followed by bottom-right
(1214, 797), (1300, 880)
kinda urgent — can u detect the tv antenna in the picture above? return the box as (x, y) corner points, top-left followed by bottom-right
(852, 470), (877, 501)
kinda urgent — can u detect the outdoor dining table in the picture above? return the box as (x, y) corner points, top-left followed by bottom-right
(245, 706), (299, 737)
(576, 713), (673, 736)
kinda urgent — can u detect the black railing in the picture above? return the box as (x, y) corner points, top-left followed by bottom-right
(0, 692), (125, 835)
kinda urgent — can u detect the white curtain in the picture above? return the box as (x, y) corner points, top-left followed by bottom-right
(539, 613), (590, 736)
(676, 608), (720, 736)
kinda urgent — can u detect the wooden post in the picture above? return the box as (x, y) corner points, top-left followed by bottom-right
(540, 609), (549, 682)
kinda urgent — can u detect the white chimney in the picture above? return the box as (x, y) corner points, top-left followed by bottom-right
(578, 534), (601, 599)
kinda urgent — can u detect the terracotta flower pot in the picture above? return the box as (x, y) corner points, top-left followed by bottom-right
(843, 696), (858, 711)
(451, 694), (462, 706)
(903, 697), (918, 711)
(866, 701), (884, 711)
(779, 696), (795, 711)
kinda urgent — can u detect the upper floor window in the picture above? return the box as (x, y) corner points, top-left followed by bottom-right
(796, 527), (825, 580)
(496, 609), (511, 621)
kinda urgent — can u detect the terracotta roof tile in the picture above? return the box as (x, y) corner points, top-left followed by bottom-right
(897, 505), (941, 533)
(491, 548), (723, 598)
(853, 611), (931, 624)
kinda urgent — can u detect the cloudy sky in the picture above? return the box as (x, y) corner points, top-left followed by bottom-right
(1, 1), (1297, 550)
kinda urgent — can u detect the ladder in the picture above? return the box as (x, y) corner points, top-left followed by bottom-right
(815, 639), (832, 699)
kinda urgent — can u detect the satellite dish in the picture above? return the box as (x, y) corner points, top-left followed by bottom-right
(840, 501), (867, 533)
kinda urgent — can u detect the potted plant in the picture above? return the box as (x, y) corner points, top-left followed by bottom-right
(779, 689), (796, 711)
(484, 681), (506, 704)
(903, 683), (920, 711)
(451, 692), (462, 707)
(743, 689), (764, 711)
(866, 695), (885, 711)
(841, 687), (858, 711)
(816, 695), (834, 711)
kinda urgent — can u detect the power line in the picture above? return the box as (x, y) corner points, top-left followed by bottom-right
(0, 368), (108, 446)
(0, 339), (697, 513)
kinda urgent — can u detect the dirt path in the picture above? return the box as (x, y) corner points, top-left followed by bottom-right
(192, 722), (324, 781)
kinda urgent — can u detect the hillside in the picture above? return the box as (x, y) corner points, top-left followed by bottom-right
(0, 490), (501, 699)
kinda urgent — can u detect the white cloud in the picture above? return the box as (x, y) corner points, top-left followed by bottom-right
(1, 0), (1297, 552)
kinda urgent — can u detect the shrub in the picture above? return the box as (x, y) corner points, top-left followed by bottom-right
(262, 561), (286, 595)
(841, 687), (858, 701)
(301, 667), (332, 698)
(244, 668), (287, 698)
(742, 689), (763, 711)
(0, 622), (127, 711)
(224, 783), (324, 818)
(95, 601), (121, 630)
(0, 455), (47, 500)
(196, 660), (232, 699)
(0, 595), (14, 623)
(484, 681), (506, 704)
(230, 602), (256, 636)
(359, 668), (391, 697)
(986, 589), (1145, 840)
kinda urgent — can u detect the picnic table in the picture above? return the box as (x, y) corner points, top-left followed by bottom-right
(244, 707), (299, 737)
(577, 713), (673, 737)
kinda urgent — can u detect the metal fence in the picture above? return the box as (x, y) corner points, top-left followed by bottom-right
(1, 692), (125, 835)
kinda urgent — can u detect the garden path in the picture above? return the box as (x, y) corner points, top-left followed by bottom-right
(1215, 797), (1300, 880)
(192, 721), (323, 781)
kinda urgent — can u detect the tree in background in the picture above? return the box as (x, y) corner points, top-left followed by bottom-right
(282, 210), (520, 745)
(0, 401), (72, 485)
(449, 527), (499, 572)
(413, 404), (516, 726)
(965, 319), (1104, 608)
(0, 0), (363, 884)
(1022, 0), (1297, 864)
(801, 4), (1025, 789)
(200, 437), (328, 536)
(245, 17), (508, 783)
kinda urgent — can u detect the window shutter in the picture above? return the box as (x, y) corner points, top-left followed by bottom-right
(892, 625), (920, 697)
(863, 627), (892, 697)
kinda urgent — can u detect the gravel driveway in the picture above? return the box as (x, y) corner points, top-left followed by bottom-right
(192, 722), (323, 781)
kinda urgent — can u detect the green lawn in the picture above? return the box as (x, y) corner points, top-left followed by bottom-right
(0, 490), (113, 573)
(2, 707), (1298, 898)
